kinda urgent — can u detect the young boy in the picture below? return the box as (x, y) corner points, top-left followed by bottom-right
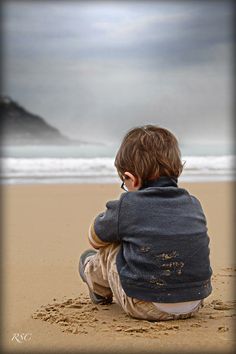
(79, 125), (212, 321)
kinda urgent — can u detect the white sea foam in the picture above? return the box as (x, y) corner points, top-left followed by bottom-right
(182, 155), (235, 172)
(0, 155), (235, 184)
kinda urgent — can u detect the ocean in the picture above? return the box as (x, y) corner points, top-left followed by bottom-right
(0, 144), (235, 184)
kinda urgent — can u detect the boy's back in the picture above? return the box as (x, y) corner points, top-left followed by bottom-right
(93, 176), (212, 303)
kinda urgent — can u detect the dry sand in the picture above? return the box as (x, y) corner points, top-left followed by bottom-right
(1, 182), (235, 353)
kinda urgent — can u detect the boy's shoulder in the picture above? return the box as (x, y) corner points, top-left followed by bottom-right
(119, 186), (203, 210)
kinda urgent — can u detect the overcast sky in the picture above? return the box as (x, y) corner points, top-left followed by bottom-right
(2, 0), (234, 149)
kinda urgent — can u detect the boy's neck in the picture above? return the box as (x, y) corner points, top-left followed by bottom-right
(140, 176), (178, 190)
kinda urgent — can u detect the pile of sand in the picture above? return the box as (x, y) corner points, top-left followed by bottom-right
(32, 269), (235, 339)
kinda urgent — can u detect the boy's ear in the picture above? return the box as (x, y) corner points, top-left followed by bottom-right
(124, 171), (135, 180)
(124, 172), (140, 187)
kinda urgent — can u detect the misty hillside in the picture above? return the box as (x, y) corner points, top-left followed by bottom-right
(0, 96), (76, 145)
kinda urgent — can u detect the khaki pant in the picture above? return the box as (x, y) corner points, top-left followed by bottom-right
(84, 244), (203, 321)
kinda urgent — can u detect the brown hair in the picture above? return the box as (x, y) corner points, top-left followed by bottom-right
(114, 125), (183, 183)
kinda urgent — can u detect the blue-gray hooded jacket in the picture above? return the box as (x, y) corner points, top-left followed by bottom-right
(91, 177), (212, 303)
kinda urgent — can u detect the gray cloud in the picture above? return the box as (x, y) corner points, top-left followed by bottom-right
(1, 0), (234, 150)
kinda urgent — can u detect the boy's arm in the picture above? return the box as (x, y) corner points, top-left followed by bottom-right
(88, 199), (122, 249)
(88, 223), (111, 249)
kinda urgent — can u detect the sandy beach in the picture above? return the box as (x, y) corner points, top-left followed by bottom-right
(1, 181), (235, 353)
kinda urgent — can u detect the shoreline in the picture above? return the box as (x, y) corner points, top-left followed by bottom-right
(1, 174), (235, 185)
(1, 154), (234, 186)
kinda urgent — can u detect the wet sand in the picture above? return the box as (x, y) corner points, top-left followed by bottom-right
(1, 182), (235, 353)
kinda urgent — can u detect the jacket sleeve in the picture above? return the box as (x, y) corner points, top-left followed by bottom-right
(88, 199), (122, 249)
